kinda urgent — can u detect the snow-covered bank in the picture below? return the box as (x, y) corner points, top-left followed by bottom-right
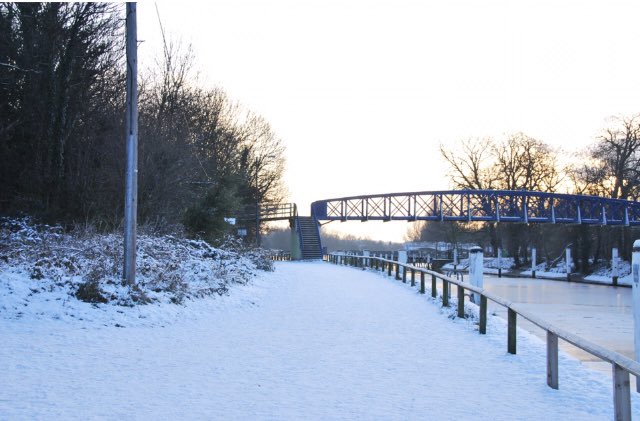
(0, 218), (272, 327)
(443, 255), (634, 286)
(2, 261), (638, 419)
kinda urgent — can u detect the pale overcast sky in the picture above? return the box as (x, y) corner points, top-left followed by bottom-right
(137, 0), (640, 242)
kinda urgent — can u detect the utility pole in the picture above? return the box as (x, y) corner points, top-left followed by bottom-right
(633, 240), (640, 392)
(255, 158), (260, 247)
(123, 2), (138, 285)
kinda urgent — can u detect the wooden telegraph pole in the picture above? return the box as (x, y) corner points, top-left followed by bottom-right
(633, 240), (640, 393)
(123, 3), (138, 285)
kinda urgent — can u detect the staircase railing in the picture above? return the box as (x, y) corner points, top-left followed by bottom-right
(313, 215), (322, 253)
(236, 202), (298, 222)
(259, 202), (298, 221)
(296, 216), (305, 256)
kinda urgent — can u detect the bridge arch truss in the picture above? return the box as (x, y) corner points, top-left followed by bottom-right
(311, 190), (640, 226)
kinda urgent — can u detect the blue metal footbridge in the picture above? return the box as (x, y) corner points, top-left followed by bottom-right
(256, 190), (640, 261)
(311, 190), (640, 225)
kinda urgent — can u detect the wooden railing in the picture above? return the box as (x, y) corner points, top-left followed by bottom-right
(326, 253), (640, 420)
(269, 251), (291, 261)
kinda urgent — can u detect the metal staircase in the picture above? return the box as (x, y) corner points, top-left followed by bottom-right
(295, 216), (323, 260)
(236, 202), (323, 260)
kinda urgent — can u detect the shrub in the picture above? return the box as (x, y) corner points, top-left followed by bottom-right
(75, 281), (108, 304)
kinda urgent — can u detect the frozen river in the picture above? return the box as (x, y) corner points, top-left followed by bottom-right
(482, 275), (635, 381)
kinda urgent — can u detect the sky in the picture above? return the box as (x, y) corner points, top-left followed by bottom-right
(136, 0), (640, 242)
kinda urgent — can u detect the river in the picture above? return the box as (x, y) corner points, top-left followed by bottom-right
(482, 274), (635, 385)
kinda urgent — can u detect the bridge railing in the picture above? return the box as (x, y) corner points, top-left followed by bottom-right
(237, 202), (298, 222)
(312, 190), (640, 225)
(268, 250), (291, 261)
(259, 202), (297, 221)
(326, 252), (639, 420)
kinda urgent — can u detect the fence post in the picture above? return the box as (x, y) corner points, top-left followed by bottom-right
(453, 247), (458, 274)
(479, 295), (487, 334)
(547, 331), (558, 389)
(387, 260), (392, 277)
(411, 269), (415, 287)
(442, 281), (449, 307)
(420, 272), (425, 294)
(531, 248), (537, 278)
(457, 284), (465, 318)
(469, 246), (483, 304)
(566, 248), (572, 282)
(508, 308), (517, 354)
(402, 266), (407, 283)
(431, 274), (437, 298)
(497, 248), (502, 278)
(613, 364), (631, 420)
(612, 247), (619, 286)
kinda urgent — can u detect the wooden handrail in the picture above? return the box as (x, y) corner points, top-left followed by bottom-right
(327, 253), (638, 420)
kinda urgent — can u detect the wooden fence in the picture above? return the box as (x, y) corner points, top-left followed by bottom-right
(326, 253), (640, 421)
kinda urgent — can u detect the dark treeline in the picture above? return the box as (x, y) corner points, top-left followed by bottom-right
(261, 226), (402, 253)
(0, 3), (285, 242)
(319, 230), (402, 253)
(410, 125), (640, 272)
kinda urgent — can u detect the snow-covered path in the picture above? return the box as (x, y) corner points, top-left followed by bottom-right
(1, 261), (638, 419)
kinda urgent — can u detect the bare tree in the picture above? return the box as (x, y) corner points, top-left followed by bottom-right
(240, 113), (287, 204)
(569, 114), (640, 261)
(492, 133), (562, 191)
(588, 114), (640, 200)
(437, 133), (563, 261)
(440, 138), (498, 190)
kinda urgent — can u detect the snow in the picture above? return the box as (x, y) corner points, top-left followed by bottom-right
(2, 261), (638, 419)
(442, 257), (515, 275)
(0, 218), (272, 315)
(585, 260), (633, 286)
